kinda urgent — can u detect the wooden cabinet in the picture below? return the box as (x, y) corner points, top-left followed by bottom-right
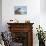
(7, 23), (34, 46)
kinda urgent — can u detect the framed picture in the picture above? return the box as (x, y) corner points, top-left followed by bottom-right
(14, 6), (27, 15)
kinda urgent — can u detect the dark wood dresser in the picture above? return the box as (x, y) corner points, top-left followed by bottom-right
(7, 23), (34, 46)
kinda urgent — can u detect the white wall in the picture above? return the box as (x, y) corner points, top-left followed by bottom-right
(40, 0), (46, 13)
(2, 0), (40, 31)
(2, 0), (46, 46)
(40, 0), (46, 31)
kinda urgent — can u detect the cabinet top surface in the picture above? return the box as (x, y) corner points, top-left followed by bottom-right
(7, 23), (34, 25)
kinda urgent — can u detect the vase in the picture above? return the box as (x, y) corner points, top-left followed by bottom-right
(39, 40), (45, 46)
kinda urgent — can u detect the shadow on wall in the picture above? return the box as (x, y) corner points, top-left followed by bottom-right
(0, 0), (2, 32)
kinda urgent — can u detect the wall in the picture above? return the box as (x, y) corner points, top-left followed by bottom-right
(2, 0), (46, 46)
(40, 0), (46, 31)
(0, 0), (2, 32)
(40, 0), (46, 13)
(2, 0), (40, 30)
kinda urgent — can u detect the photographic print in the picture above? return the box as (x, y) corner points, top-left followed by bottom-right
(14, 6), (27, 15)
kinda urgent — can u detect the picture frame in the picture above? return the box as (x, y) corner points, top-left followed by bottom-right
(14, 6), (27, 15)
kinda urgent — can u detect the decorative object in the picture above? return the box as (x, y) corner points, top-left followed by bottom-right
(10, 20), (13, 21)
(9, 19), (19, 23)
(14, 6), (27, 15)
(25, 20), (30, 23)
(36, 25), (46, 46)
